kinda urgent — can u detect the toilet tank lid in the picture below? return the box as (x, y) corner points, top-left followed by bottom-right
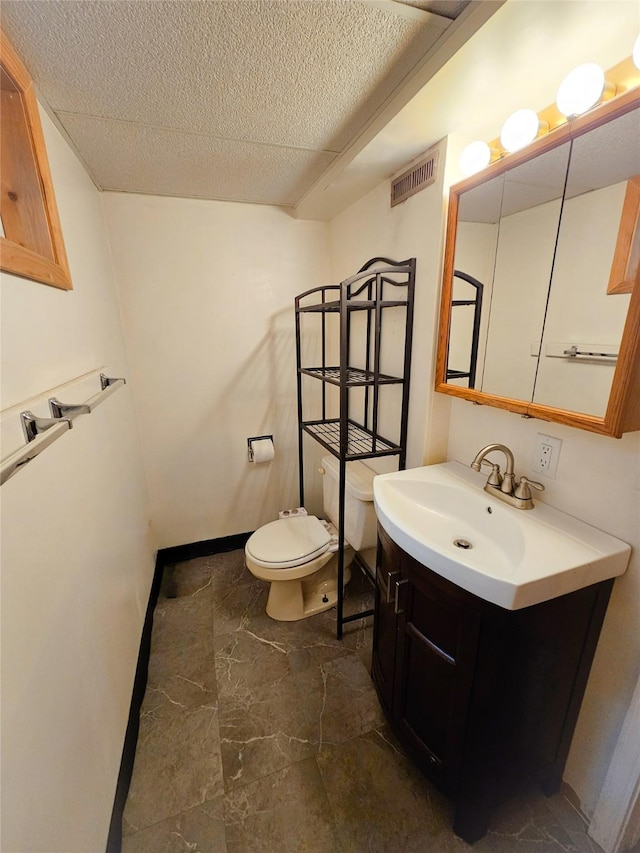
(321, 455), (375, 501)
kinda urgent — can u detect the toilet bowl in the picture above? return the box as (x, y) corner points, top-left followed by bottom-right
(245, 515), (353, 620)
(244, 456), (377, 621)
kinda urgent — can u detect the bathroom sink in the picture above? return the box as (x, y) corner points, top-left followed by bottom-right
(373, 461), (631, 609)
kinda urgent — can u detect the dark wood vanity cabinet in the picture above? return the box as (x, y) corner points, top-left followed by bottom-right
(372, 524), (614, 844)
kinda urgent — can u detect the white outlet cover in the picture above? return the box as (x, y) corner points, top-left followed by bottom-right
(532, 433), (562, 479)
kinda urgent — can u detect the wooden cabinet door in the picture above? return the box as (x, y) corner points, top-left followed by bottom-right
(372, 525), (402, 712)
(393, 555), (481, 793)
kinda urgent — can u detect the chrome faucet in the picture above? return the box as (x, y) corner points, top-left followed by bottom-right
(471, 443), (544, 510)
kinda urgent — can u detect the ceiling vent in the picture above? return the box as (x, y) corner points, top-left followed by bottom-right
(391, 146), (439, 207)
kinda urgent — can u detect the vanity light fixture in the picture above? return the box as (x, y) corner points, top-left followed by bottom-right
(456, 53), (636, 180)
(556, 63), (615, 118)
(459, 140), (493, 177)
(500, 109), (548, 154)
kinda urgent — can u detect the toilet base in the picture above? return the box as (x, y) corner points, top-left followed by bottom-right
(265, 553), (353, 621)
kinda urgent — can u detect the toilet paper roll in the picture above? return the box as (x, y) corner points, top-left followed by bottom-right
(250, 438), (275, 464)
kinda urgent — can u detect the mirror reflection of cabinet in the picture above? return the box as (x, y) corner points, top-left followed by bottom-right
(436, 90), (640, 438)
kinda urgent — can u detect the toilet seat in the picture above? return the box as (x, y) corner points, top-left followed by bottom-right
(245, 515), (331, 569)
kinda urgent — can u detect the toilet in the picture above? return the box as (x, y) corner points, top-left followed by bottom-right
(244, 455), (377, 621)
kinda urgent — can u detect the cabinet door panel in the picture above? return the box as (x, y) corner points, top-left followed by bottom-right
(372, 526), (400, 712)
(394, 555), (481, 791)
(406, 577), (463, 660)
(402, 622), (456, 763)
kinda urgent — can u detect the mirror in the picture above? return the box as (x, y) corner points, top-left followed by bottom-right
(533, 108), (639, 416)
(450, 143), (570, 401)
(437, 91), (640, 436)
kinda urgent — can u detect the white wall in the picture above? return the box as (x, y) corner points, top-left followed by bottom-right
(326, 161), (640, 821)
(102, 193), (331, 548)
(0, 110), (154, 851)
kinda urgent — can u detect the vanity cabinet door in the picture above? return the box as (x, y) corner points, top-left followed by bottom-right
(392, 554), (482, 793)
(372, 524), (401, 713)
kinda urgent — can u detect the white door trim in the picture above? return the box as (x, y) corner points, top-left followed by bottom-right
(589, 672), (640, 852)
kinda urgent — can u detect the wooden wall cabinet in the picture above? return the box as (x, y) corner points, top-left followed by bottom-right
(1, 30), (72, 290)
(372, 524), (613, 843)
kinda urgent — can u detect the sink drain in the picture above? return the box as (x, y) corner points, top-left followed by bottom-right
(453, 538), (473, 550)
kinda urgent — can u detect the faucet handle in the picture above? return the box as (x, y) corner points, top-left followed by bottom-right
(479, 459), (502, 487)
(514, 476), (545, 500)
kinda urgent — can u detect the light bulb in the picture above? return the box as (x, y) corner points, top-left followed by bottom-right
(500, 109), (542, 153)
(634, 34), (640, 70)
(556, 63), (609, 117)
(459, 141), (492, 176)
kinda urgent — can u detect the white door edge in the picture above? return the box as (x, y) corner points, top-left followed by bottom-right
(589, 673), (640, 853)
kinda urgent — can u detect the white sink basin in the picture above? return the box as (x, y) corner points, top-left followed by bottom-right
(373, 461), (631, 609)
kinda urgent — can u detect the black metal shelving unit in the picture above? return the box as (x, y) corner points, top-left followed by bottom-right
(295, 257), (416, 639)
(446, 269), (484, 389)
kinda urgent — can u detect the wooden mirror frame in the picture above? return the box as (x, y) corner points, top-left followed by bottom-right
(0, 29), (72, 290)
(436, 88), (640, 438)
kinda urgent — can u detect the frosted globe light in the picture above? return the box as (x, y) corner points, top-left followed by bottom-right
(633, 34), (640, 70)
(556, 63), (606, 117)
(459, 141), (492, 176)
(500, 109), (541, 153)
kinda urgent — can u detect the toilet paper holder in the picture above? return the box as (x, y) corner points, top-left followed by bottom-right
(247, 434), (274, 462)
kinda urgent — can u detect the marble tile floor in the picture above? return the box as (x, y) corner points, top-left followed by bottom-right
(122, 549), (604, 853)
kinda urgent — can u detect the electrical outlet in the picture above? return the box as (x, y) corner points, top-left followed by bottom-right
(531, 433), (562, 479)
(539, 443), (553, 472)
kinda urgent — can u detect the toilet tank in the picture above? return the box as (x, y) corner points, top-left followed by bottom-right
(321, 455), (377, 551)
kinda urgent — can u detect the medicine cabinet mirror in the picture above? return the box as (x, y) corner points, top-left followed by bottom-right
(436, 90), (640, 438)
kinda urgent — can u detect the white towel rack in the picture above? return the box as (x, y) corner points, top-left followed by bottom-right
(0, 374), (125, 486)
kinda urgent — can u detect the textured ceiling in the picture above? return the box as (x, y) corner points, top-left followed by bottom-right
(1, 0), (476, 209)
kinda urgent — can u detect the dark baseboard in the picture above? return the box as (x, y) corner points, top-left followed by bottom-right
(157, 531), (252, 566)
(105, 532), (252, 852)
(105, 552), (164, 853)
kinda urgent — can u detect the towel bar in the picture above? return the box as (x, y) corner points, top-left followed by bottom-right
(1, 373), (126, 486)
(49, 375), (126, 420)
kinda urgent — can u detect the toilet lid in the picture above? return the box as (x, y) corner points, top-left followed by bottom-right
(245, 515), (331, 568)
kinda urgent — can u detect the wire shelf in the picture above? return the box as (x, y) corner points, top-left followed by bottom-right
(300, 366), (403, 386)
(296, 299), (409, 313)
(302, 419), (400, 459)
